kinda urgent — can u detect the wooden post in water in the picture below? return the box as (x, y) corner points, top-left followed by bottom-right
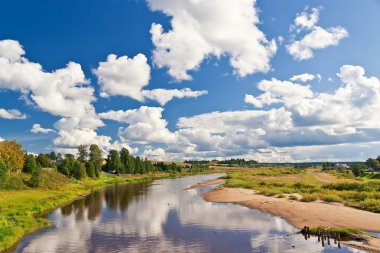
(327, 231), (330, 245)
(303, 226), (307, 240)
(337, 232), (341, 248)
(321, 231), (325, 247)
(307, 226), (310, 238)
(317, 230), (321, 242)
(334, 232), (337, 244)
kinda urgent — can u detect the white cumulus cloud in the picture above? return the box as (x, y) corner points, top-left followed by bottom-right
(0, 108), (26, 120)
(94, 53), (208, 105)
(0, 40), (25, 62)
(148, 0), (277, 81)
(142, 88), (207, 106)
(289, 73), (320, 82)
(287, 7), (348, 61)
(0, 40), (125, 153)
(31, 124), (55, 134)
(293, 7), (320, 31)
(245, 79), (313, 108)
(93, 54), (151, 101)
(100, 106), (177, 145)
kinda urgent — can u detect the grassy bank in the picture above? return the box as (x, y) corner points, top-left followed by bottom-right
(224, 167), (380, 213)
(308, 226), (366, 239)
(0, 170), (215, 252)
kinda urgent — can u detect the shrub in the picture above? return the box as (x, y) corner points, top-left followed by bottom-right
(301, 194), (318, 202)
(2, 175), (25, 190)
(23, 154), (38, 174)
(28, 168), (43, 188)
(40, 170), (69, 189)
(0, 157), (7, 184)
(322, 194), (341, 203)
(86, 162), (96, 178)
(73, 161), (87, 180)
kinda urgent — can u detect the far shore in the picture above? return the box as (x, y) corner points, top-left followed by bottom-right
(197, 180), (380, 252)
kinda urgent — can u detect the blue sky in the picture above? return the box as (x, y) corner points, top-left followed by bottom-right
(1, 0), (380, 162)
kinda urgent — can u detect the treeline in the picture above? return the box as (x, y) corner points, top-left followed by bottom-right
(57, 144), (103, 179)
(0, 139), (183, 190)
(217, 159), (258, 166)
(0, 140), (53, 189)
(104, 148), (182, 174)
(184, 160), (211, 164)
(321, 156), (380, 177)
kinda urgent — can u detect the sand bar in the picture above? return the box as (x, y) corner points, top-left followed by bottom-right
(203, 187), (380, 252)
(187, 178), (226, 189)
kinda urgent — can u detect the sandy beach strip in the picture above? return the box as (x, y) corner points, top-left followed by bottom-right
(187, 178), (226, 189)
(203, 187), (380, 252)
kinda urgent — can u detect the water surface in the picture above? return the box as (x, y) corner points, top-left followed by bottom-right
(14, 174), (363, 253)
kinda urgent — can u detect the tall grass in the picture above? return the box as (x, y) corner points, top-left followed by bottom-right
(225, 168), (380, 213)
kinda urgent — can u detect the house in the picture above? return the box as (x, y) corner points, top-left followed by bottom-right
(335, 163), (350, 169)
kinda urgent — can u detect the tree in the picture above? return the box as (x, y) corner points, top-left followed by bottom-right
(127, 155), (135, 174)
(28, 168), (43, 188)
(58, 156), (76, 176)
(86, 162), (96, 178)
(36, 153), (52, 168)
(106, 150), (122, 173)
(77, 145), (89, 163)
(135, 156), (144, 174)
(23, 154), (38, 174)
(65, 153), (75, 159)
(0, 157), (7, 184)
(73, 161), (87, 180)
(49, 151), (58, 161)
(120, 148), (130, 174)
(144, 158), (155, 172)
(89, 144), (103, 177)
(352, 163), (365, 177)
(0, 140), (24, 172)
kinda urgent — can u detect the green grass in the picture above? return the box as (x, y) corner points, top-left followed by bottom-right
(225, 168), (380, 213)
(308, 226), (366, 239)
(0, 169), (215, 252)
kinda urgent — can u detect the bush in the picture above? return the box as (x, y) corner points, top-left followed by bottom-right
(73, 161), (87, 180)
(23, 154), (38, 174)
(1, 175), (25, 190)
(41, 170), (70, 189)
(301, 194), (318, 202)
(86, 162), (96, 178)
(0, 157), (7, 184)
(322, 194), (341, 202)
(28, 169), (43, 188)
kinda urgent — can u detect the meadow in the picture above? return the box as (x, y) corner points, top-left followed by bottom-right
(223, 166), (380, 213)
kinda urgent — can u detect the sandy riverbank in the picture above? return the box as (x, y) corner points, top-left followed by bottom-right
(202, 186), (380, 252)
(187, 178), (226, 189)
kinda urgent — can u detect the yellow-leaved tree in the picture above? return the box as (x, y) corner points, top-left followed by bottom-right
(0, 140), (24, 173)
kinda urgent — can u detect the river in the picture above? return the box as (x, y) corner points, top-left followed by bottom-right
(13, 174), (363, 252)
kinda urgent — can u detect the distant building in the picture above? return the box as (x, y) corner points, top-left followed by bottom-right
(335, 163), (350, 169)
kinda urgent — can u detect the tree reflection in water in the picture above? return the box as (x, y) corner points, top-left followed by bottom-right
(60, 181), (152, 221)
(14, 175), (361, 253)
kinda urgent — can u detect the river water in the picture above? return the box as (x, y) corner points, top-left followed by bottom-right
(13, 174), (363, 253)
